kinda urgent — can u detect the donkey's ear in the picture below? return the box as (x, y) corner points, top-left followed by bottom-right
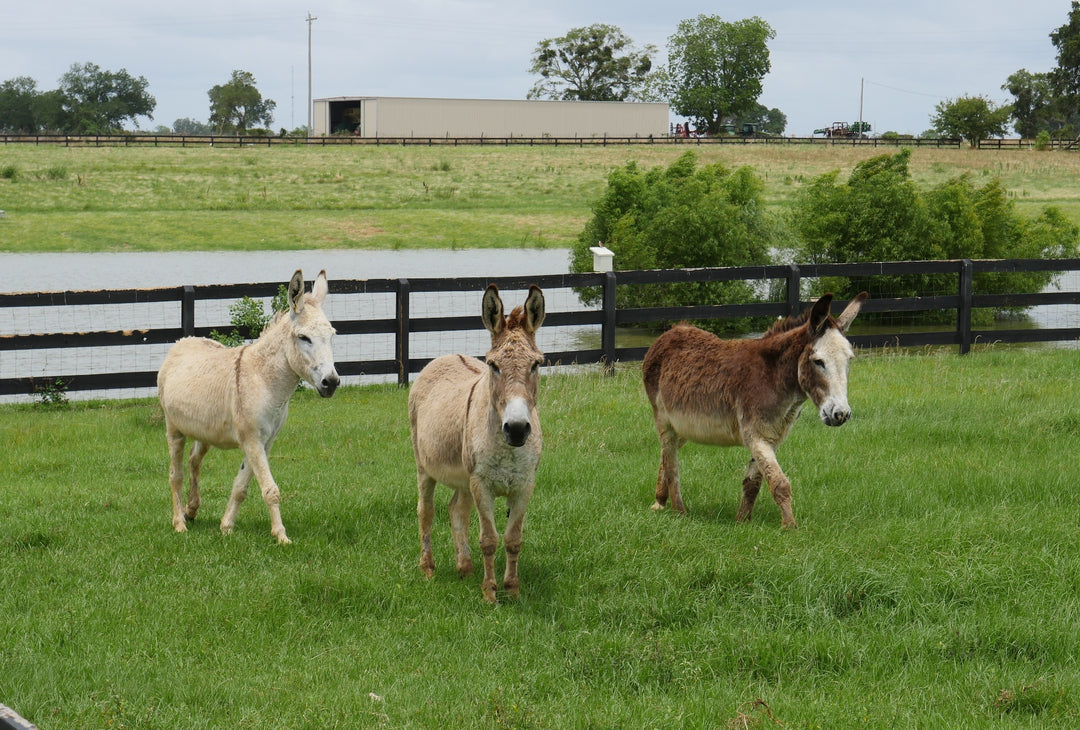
(808, 293), (834, 336)
(288, 270), (305, 314)
(481, 284), (505, 336)
(835, 291), (868, 333)
(523, 285), (546, 333)
(311, 270), (329, 305)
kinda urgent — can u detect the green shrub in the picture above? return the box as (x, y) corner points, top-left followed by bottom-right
(790, 149), (1080, 324)
(569, 151), (775, 335)
(1034, 130), (1052, 151)
(0, 165), (17, 181)
(208, 284), (290, 346)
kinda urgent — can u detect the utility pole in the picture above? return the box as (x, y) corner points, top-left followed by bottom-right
(307, 11), (317, 136)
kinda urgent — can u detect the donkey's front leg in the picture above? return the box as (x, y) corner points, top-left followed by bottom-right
(747, 440), (796, 529)
(470, 478), (499, 603)
(236, 438), (290, 544)
(502, 482), (534, 599)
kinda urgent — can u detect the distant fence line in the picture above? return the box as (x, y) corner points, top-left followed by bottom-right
(4, 132), (1052, 149)
(2, 258), (1079, 400)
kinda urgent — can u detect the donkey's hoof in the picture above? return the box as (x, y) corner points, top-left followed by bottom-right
(173, 521), (188, 533)
(650, 501), (665, 512)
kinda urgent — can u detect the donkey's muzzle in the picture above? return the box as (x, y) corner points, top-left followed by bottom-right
(503, 420), (531, 447)
(317, 372), (341, 398)
(820, 403), (851, 427)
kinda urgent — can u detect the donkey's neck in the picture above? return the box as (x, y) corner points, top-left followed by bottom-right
(243, 318), (302, 400)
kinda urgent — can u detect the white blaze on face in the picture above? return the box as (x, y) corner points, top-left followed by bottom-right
(812, 327), (855, 427)
(502, 396), (533, 447)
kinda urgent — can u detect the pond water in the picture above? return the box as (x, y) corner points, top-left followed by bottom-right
(0, 248), (599, 403)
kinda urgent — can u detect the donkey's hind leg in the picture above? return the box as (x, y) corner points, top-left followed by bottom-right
(166, 425), (188, 533)
(185, 440), (210, 521)
(653, 426), (686, 514)
(417, 472), (438, 577)
(736, 458), (763, 522)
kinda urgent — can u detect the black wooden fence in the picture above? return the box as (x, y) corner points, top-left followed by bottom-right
(2, 258), (1079, 399)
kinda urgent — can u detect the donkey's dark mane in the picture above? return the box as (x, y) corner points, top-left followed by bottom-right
(764, 308), (813, 337)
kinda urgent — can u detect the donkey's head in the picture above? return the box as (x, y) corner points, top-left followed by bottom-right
(481, 284), (546, 447)
(285, 269), (340, 398)
(798, 292), (867, 427)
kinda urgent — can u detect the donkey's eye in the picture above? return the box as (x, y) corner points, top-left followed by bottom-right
(813, 358), (826, 370)
(531, 361), (541, 375)
(488, 361), (500, 375)
(298, 334), (312, 344)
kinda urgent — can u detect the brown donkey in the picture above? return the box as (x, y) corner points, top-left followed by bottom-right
(410, 285), (546, 603)
(642, 292), (867, 528)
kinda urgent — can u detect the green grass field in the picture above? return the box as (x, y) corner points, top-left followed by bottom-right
(2, 347), (1080, 728)
(4, 143), (1080, 252)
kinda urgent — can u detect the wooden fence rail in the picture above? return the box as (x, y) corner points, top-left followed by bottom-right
(0, 133), (973, 148)
(2, 258), (1080, 399)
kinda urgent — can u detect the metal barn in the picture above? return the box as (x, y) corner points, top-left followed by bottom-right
(312, 96), (669, 138)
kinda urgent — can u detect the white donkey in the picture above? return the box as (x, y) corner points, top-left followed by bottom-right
(410, 285), (546, 603)
(157, 269), (339, 544)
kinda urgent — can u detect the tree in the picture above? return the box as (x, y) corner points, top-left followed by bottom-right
(208, 70), (275, 134)
(0, 77), (41, 132)
(1051, 2), (1080, 102)
(528, 24), (655, 102)
(1003, 69), (1059, 137)
(930, 95), (1011, 147)
(56, 62), (155, 133)
(172, 117), (213, 134)
(740, 102), (787, 135)
(663, 15), (775, 136)
(570, 151), (775, 335)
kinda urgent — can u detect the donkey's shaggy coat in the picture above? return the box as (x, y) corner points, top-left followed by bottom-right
(643, 293), (867, 528)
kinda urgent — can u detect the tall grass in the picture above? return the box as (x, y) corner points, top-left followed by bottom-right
(2, 347), (1080, 727)
(3, 144), (1080, 252)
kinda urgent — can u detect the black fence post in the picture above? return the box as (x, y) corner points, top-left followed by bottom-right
(181, 285), (196, 337)
(601, 271), (617, 373)
(785, 264), (802, 317)
(396, 278), (411, 386)
(958, 259), (974, 354)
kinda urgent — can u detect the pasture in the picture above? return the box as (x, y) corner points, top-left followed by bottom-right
(4, 143), (1080, 252)
(2, 347), (1080, 727)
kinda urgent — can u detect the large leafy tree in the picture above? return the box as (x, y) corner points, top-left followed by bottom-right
(208, 70), (276, 134)
(57, 62), (156, 133)
(0, 77), (41, 132)
(1003, 69), (1060, 137)
(527, 24), (655, 102)
(930, 95), (1011, 147)
(663, 15), (775, 136)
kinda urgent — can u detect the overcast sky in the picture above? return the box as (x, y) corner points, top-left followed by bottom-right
(1, 1), (1071, 136)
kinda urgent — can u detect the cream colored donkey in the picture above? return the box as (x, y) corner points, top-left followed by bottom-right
(410, 284), (545, 603)
(157, 269), (340, 544)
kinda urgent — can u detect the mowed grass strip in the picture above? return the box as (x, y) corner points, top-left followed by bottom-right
(2, 347), (1080, 727)
(4, 144), (1080, 252)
